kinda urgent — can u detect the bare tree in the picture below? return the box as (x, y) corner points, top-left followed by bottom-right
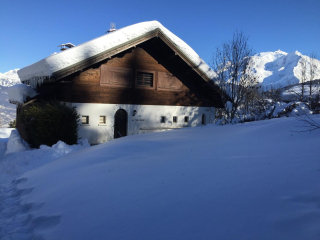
(294, 114), (320, 133)
(290, 56), (307, 101)
(262, 84), (282, 103)
(307, 52), (319, 102)
(212, 30), (255, 122)
(289, 53), (319, 102)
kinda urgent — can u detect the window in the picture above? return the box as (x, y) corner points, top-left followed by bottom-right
(202, 114), (206, 125)
(173, 116), (178, 123)
(137, 72), (153, 87)
(99, 116), (106, 124)
(160, 116), (166, 123)
(82, 116), (89, 124)
(184, 116), (189, 123)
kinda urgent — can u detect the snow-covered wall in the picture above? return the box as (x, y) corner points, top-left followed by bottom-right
(18, 21), (216, 86)
(70, 103), (214, 144)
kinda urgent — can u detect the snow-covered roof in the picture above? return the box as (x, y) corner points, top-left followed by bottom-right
(7, 84), (38, 104)
(18, 21), (216, 86)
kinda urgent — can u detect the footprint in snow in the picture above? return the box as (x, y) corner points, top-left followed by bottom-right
(0, 177), (61, 240)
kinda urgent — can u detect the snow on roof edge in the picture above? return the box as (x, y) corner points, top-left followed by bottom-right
(18, 21), (217, 85)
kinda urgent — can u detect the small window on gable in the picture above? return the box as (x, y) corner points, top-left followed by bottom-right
(100, 116), (106, 124)
(137, 72), (153, 87)
(160, 116), (166, 123)
(173, 116), (178, 123)
(184, 116), (189, 123)
(82, 116), (89, 124)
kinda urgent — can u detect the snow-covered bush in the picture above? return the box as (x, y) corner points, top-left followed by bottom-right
(215, 100), (314, 125)
(20, 101), (80, 148)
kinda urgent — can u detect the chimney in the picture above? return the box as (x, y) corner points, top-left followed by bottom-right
(58, 43), (75, 51)
(106, 22), (117, 33)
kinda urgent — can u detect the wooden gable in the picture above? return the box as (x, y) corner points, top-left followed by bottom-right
(35, 37), (224, 108)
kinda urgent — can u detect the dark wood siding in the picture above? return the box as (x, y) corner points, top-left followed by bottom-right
(39, 48), (214, 107)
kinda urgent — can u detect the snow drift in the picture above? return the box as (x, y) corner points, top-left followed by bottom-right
(1, 116), (320, 239)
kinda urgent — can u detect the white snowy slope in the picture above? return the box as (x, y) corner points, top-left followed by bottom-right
(1, 116), (320, 240)
(18, 21), (216, 86)
(0, 69), (21, 126)
(251, 50), (320, 88)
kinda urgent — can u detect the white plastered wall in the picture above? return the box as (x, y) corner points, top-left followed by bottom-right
(67, 103), (215, 144)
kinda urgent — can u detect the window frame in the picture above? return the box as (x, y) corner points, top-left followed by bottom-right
(184, 116), (189, 123)
(99, 115), (107, 125)
(160, 116), (166, 123)
(202, 114), (206, 125)
(173, 116), (178, 123)
(81, 115), (89, 125)
(135, 69), (155, 89)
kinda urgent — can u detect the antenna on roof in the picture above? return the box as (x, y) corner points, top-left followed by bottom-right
(106, 22), (117, 33)
(58, 43), (75, 51)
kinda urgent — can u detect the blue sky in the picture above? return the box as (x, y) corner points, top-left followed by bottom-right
(0, 0), (319, 73)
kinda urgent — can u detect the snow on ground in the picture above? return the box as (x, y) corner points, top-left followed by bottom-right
(0, 128), (14, 158)
(0, 69), (21, 127)
(0, 131), (90, 182)
(5, 130), (29, 155)
(1, 116), (320, 239)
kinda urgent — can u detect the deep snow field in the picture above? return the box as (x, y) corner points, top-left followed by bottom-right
(0, 116), (320, 240)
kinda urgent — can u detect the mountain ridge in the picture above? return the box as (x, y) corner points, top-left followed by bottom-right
(251, 50), (320, 89)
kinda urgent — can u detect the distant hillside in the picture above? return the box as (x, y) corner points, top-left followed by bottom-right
(251, 50), (320, 89)
(0, 69), (20, 126)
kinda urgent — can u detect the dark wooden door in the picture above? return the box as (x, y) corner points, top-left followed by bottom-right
(114, 109), (127, 139)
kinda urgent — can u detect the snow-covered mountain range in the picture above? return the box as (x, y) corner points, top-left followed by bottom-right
(0, 69), (20, 87)
(251, 50), (320, 89)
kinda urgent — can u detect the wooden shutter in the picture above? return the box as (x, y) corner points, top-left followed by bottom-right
(157, 72), (183, 91)
(100, 65), (133, 87)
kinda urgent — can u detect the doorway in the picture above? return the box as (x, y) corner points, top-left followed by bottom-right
(114, 109), (128, 139)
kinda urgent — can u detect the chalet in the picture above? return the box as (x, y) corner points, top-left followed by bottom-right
(17, 21), (223, 144)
